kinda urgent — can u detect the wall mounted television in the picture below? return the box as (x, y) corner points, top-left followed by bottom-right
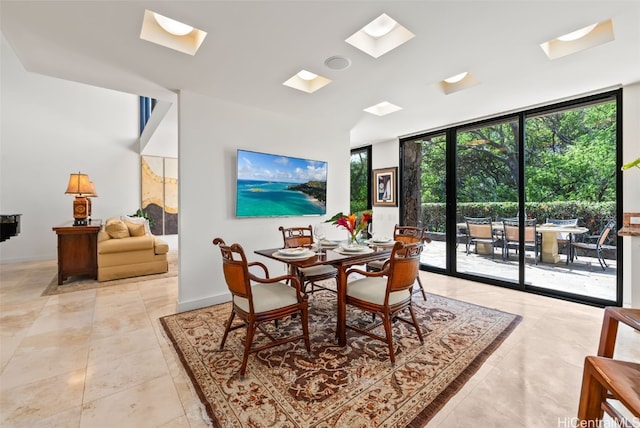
(236, 149), (327, 218)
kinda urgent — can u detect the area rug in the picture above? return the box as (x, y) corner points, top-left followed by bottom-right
(160, 289), (521, 427)
(41, 251), (178, 296)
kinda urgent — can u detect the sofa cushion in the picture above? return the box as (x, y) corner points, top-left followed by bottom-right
(105, 218), (130, 239)
(123, 220), (146, 237)
(97, 228), (111, 242)
(98, 235), (155, 254)
(121, 215), (151, 235)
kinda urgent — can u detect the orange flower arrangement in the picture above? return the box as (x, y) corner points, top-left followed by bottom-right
(326, 211), (372, 244)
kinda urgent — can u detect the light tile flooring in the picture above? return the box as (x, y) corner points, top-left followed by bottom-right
(1, 258), (638, 427)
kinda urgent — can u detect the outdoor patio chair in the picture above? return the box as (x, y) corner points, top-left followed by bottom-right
(279, 225), (338, 295)
(571, 219), (616, 271)
(344, 241), (424, 365)
(502, 218), (541, 264)
(464, 217), (498, 259)
(213, 238), (311, 378)
(546, 217), (579, 264)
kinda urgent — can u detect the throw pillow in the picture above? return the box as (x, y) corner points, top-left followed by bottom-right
(121, 215), (152, 236)
(105, 218), (130, 239)
(123, 220), (146, 237)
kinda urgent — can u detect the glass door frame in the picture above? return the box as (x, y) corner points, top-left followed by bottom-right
(400, 89), (623, 307)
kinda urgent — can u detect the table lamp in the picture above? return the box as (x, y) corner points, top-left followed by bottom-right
(65, 172), (93, 226)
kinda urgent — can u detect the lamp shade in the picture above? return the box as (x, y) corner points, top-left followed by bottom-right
(65, 173), (93, 195)
(86, 181), (98, 198)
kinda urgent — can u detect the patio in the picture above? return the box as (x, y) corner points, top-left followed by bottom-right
(421, 240), (617, 301)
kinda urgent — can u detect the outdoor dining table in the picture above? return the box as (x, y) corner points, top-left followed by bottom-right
(255, 244), (392, 347)
(457, 222), (590, 263)
(536, 224), (589, 264)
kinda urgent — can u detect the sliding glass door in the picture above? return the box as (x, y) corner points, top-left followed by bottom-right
(400, 90), (621, 306)
(455, 119), (520, 284)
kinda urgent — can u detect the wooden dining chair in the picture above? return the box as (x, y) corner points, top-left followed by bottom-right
(213, 237), (311, 378)
(366, 225), (430, 300)
(279, 225), (338, 295)
(344, 241), (424, 365)
(577, 307), (640, 426)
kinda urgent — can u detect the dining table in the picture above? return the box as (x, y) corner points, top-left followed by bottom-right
(536, 224), (589, 264)
(255, 241), (393, 347)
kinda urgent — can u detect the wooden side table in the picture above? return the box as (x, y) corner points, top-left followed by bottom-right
(52, 222), (101, 285)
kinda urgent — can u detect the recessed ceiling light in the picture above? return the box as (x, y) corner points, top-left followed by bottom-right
(362, 14), (397, 39)
(443, 72), (468, 84)
(297, 70), (318, 81)
(556, 23), (598, 42)
(363, 101), (402, 116)
(346, 13), (415, 59)
(540, 19), (614, 60)
(153, 13), (194, 36)
(283, 70), (331, 93)
(140, 10), (207, 56)
(438, 72), (479, 95)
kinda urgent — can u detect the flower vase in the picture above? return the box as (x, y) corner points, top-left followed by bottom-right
(348, 231), (363, 246)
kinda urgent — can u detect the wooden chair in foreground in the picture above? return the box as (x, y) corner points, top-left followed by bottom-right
(577, 307), (640, 426)
(366, 225), (430, 300)
(279, 225), (338, 295)
(344, 241), (424, 365)
(213, 237), (311, 378)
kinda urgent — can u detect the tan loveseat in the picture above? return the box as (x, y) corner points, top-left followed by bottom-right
(97, 216), (169, 281)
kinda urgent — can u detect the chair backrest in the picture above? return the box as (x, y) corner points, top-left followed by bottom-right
(279, 225), (313, 248)
(546, 218), (579, 227)
(212, 237), (254, 310)
(546, 218), (578, 240)
(387, 241), (423, 294)
(597, 220), (616, 247)
(503, 218), (537, 243)
(393, 225), (426, 243)
(464, 217), (493, 239)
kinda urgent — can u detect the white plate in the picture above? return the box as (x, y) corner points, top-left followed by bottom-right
(319, 240), (340, 248)
(338, 245), (372, 253)
(277, 247), (308, 256)
(373, 237), (392, 243)
(272, 250), (315, 260)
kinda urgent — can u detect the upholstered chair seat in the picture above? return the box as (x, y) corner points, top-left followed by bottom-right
(346, 277), (411, 306)
(233, 282), (300, 313)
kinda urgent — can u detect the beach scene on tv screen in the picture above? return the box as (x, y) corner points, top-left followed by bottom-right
(236, 150), (327, 217)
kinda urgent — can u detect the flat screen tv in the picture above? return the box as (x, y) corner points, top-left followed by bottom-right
(236, 149), (327, 218)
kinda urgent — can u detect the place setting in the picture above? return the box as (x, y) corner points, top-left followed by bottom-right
(271, 247), (316, 260)
(333, 243), (375, 255)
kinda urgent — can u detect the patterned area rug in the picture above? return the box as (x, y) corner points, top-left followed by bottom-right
(41, 251), (178, 296)
(161, 288), (521, 427)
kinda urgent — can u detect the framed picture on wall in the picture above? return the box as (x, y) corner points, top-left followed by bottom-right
(373, 167), (397, 207)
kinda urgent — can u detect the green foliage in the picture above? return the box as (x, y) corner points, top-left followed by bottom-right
(350, 149), (369, 213)
(130, 208), (155, 227)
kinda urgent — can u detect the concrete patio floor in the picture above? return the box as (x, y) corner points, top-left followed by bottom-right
(421, 240), (617, 301)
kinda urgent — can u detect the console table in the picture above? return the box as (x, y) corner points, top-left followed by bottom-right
(52, 222), (101, 285)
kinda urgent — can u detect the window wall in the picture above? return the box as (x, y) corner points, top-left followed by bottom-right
(350, 146), (372, 214)
(400, 90), (621, 306)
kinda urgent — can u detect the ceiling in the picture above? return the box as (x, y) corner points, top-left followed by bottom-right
(2, 1), (639, 148)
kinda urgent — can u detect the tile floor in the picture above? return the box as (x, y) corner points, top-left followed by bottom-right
(1, 258), (638, 427)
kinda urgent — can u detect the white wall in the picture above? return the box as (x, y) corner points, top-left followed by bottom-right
(176, 90), (351, 311)
(621, 83), (640, 307)
(370, 138), (400, 237)
(0, 36), (141, 263)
